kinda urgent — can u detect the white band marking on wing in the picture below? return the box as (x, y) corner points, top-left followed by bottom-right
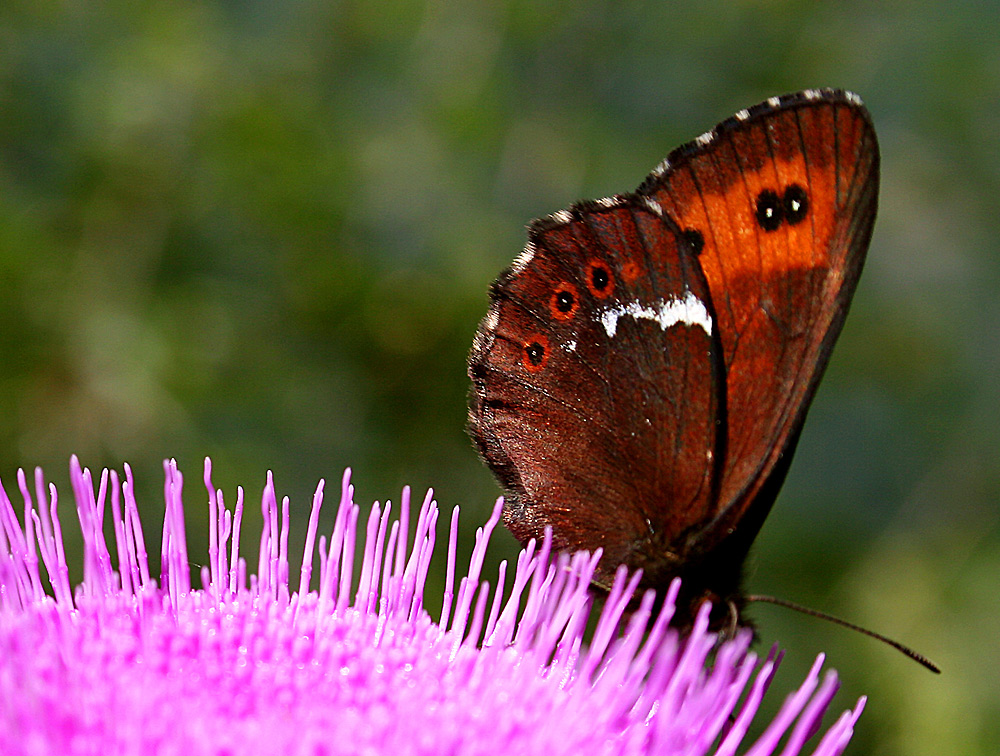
(599, 290), (713, 337)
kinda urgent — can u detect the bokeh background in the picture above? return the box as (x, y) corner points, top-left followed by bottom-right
(1, 2), (996, 754)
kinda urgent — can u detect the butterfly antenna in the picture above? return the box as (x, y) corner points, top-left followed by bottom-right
(746, 594), (941, 674)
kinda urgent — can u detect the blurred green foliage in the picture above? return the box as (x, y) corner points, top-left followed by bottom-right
(1, 2), (998, 754)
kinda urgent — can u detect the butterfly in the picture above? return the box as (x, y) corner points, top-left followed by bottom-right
(467, 89), (878, 633)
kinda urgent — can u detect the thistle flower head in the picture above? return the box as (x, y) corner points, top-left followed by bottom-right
(0, 458), (864, 755)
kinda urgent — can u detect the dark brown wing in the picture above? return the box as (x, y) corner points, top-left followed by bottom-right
(468, 195), (726, 588)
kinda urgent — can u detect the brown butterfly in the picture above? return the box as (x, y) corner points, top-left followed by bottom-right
(468, 89), (877, 630)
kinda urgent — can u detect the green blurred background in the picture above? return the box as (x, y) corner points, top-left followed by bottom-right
(1, 2), (996, 754)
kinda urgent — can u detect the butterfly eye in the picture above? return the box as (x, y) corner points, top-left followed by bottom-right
(783, 184), (809, 225)
(681, 228), (705, 255)
(550, 283), (579, 320)
(522, 335), (550, 372)
(586, 260), (614, 298)
(755, 189), (784, 232)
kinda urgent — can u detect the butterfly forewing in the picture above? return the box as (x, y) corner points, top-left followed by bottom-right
(639, 91), (878, 550)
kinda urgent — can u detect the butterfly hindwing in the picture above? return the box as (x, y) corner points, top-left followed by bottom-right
(469, 197), (725, 586)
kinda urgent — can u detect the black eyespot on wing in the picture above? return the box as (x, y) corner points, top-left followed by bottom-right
(755, 189), (783, 232)
(555, 290), (575, 312)
(523, 336), (549, 372)
(783, 184), (809, 225)
(591, 265), (609, 291)
(526, 342), (545, 365)
(681, 228), (705, 255)
(585, 260), (614, 298)
(550, 283), (580, 320)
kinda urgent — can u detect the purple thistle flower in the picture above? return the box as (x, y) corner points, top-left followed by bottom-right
(1, 457), (864, 756)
